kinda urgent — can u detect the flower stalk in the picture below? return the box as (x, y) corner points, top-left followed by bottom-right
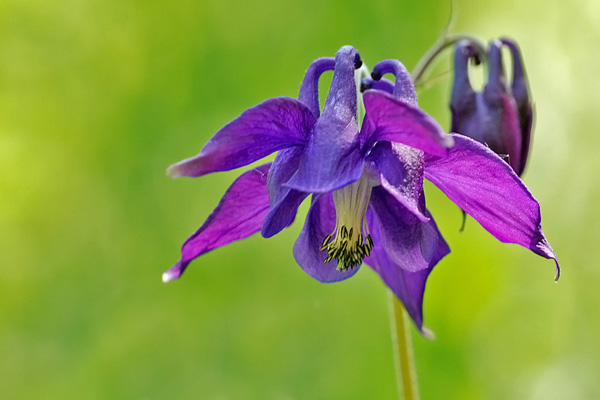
(389, 292), (420, 400)
(412, 34), (486, 87)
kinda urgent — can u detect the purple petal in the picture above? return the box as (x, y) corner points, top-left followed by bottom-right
(516, 102), (533, 176)
(167, 97), (315, 178)
(370, 59), (417, 106)
(496, 92), (524, 174)
(365, 208), (450, 331)
(261, 147), (308, 238)
(362, 90), (454, 156)
(367, 141), (428, 221)
(293, 194), (360, 283)
(163, 163), (271, 282)
(298, 57), (336, 118)
(483, 40), (524, 174)
(360, 77), (394, 94)
(501, 38), (533, 176)
(368, 186), (441, 272)
(285, 118), (364, 193)
(285, 46), (365, 193)
(320, 45), (359, 124)
(450, 40), (477, 113)
(452, 90), (523, 175)
(424, 134), (560, 280)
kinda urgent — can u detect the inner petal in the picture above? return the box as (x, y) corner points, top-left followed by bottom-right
(320, 170), (375, 271)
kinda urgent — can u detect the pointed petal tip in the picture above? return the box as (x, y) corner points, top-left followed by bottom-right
(420, 326), (436, 340)
(166, 163), (183, 179)
(162, 268), (181, 283)
(554, 262), (561, 282)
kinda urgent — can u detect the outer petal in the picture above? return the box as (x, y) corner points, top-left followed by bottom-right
(261, 147), (308, 238)
(285, 46), (365, 193)
(293, 193), (360, 282)
(285, 118), (364, 193)
(501, 38), (533, 176)
(516, 102), (533, 176)
(368, 186), (441, 272)
(367, 141), (428, 221)
(424, 134), (560, 279)
(365, 209), (450, 331)
(298, 57), (336, 118)
(167, 97), (315, 178)
(163, 163), (271, 282)
(362, 90), (454, 156)
(450, 40), (477, 114)
(482, 40), (524, 174)
(370, 59), (417, 106)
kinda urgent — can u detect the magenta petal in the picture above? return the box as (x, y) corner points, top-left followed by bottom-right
(365, 210), (450, 331)
(163, 163), (271, 282)
(424, 134), (560, 279)
(369, 187), (442, 272)
(293, 194), (360, 283)
(362, 90), (454, 156)
(167, 97), (315, 178)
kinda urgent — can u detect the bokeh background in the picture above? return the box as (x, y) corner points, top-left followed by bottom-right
(1, 0), (598, 398)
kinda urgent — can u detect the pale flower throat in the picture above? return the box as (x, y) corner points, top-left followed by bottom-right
(320, 172), (373, 271)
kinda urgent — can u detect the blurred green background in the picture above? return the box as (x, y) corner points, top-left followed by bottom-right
(1, 0), (598, 398)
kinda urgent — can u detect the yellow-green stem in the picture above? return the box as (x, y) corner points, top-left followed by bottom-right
(411, 34), (487, 87)
(388, 291), (419, 400)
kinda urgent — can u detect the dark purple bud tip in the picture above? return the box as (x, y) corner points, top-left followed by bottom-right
(370, 59), (417, 105)
(471, 54), (482, 66)
(354, 53), (362, 69)
(361, 77), (394, 95)
(360, 78), (373, 92)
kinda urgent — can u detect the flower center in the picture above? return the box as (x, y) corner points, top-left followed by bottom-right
(320, 173), (373, 271)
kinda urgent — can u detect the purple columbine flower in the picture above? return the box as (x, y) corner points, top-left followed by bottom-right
(450, 38), (533, 176)
(164, 45), (559, 332)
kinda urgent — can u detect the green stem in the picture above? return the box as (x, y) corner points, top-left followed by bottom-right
(388, 291), (419, 400)
(411, 34), (487, 87)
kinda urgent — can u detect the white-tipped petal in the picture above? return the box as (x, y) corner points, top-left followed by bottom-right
(162, 269), (179, 283)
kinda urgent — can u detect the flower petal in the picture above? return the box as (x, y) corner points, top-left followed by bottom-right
(450, 40), (477, 114)
(285, 46), (365, 193)
(424, 134), (560, 279)
(368, 186), (441, 272)
(367, 141), (429, 221)
(365, 209), (450, 331)
(261, 147), (308, 238)
(501, 38), (533, 176)
(163, 163), (271, 282)
(167, 97), (315, 178)
(362, 90), (454, 156)
(285, 117), (365, 193)
(370, 59), (417, 106)
(298, 57), (336, 118)
(293, 193), (361, 283)
(360, 77), (394, 94)
(482, 40), (524, 174)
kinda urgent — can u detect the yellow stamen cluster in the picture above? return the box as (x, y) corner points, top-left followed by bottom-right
(320, 227), (373, 271)
(320, 171), (374, 271)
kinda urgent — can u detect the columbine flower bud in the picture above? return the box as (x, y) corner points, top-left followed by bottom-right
(450, 38), (533, 176)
